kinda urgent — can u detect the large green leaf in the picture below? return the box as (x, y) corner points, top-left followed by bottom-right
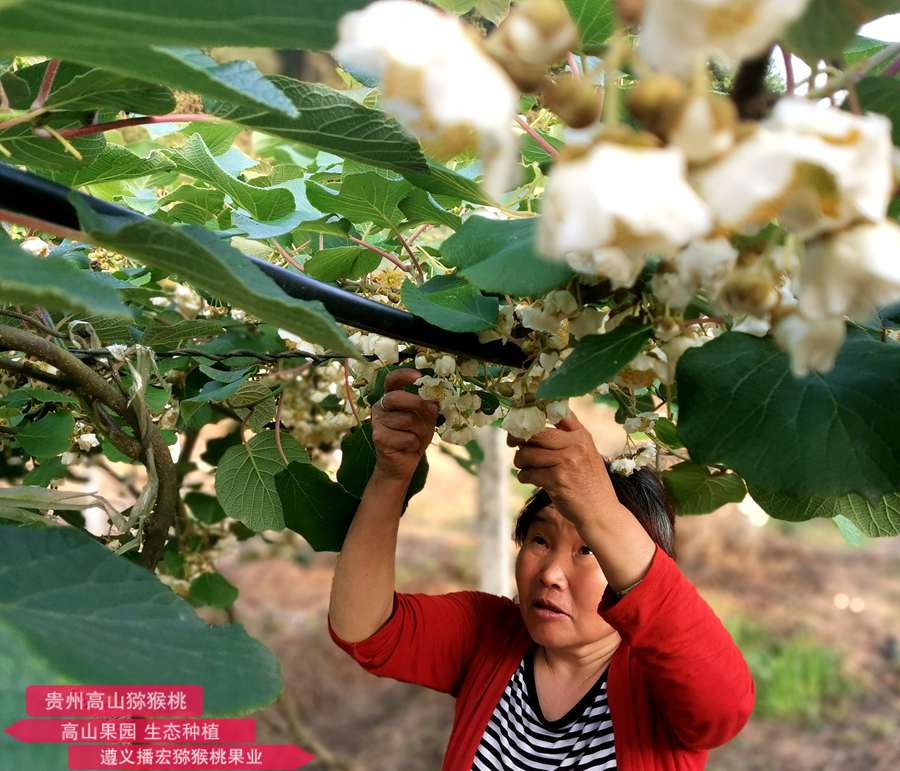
(276, 461), (361, 551)
(13, 411), (74, 459)
(208, 76), (429, 175)
(856, 77), (900, 145)
(167, 134), (294, 221)
(304, 247), (381, 282)
(441, 216), (574, 297)
(336, 419), (428, 510)
(748, 484), (900, 537)
(537, 323), (654, 399)
(0, 230), (132, 318)
(308, 171), (411, 229)
(662, 461), (747, 516)
(563, 0), (614, 53)
(399, 188), (462, 230)
(11, 59), (174, 114)
(215, 430), (310, 531)
(43, 144), (174, 187)
(783, 0), (900, 61)
(72, 202), (360, 356)
(189, 571), (239, 609)
(676, 327), (900, 501)
(0, 0), (368, 53)
(401, 274), (499, 333)
(0, 526), (281, 771)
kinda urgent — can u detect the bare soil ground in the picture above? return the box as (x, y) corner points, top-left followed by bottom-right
(206, 400), (900, 771)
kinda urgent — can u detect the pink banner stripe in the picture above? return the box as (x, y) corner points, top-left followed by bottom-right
(68, 744), (316, 770)
(27, 686), (203, 716)
(5, 718), (255, 743)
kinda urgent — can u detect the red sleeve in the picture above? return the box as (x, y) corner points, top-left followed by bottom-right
(598, 543), (756, 751)
(327, 590), (489, 697)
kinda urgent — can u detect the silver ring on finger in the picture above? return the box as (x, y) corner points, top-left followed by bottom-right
(379, 395), (388, 410)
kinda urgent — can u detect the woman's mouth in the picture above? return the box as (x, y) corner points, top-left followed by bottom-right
(533, 601), (568, 620)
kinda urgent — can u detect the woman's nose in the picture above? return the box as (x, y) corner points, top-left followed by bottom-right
(537, 557), (567, 587)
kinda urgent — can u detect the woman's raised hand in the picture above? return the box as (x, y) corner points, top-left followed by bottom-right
(372, 367), (440, 483)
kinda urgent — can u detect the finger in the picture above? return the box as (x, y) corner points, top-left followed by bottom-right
(516, 427), (570, 450)
(373, 425), (421, 453)
(380, 389), (438, 418)
(383, 367), (422, 393)
(380, 409), (428, 435)
(513, 446), (559, 469)
(553, 411), (582, 431)
(517, 467), (551, 488)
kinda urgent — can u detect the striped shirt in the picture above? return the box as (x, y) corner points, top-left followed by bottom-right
(471, 643), (617, 770)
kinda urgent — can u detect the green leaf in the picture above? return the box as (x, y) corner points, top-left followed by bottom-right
(0, 387), (79, 408)
(662, 462), (747, 516)
(307, 172), (412, 229)
(476, 0), (511, 24)
(72, 202), (360, 357)
(399, 188), (462, 230)
(856, 77), (900, 145)
(783, 0), (899, 61)
(304, 247), (381, 282)
(214, 430), (310, 531)
(22, 457), (67, 486)
(189, 572), (239, 609)
(336, 419), (428, 509)
(44, 144), (174, 187)
(0, 0), (370, 53)
(0, 231), (132, 318)
(441, 216), (574, 297)
(401, 275), (499, 333)
(677, 327), (900, 501)
(563, 0), (614, 53)
(0, 527), (281, 765)
(0, 118), (106, 170)
(402, 160), (492, 205)
(844, 35), (889, 67)
(431, 0), (476, 13)
(276, 461), (361, 551)
(142, 319), (229, 347)
(12, 59), (175, 114)
(167, 134), (294, 221)
(158, 184), (226, 226)
(185, 491), (226, 525)
(537, 323), (654, 400)
(208, 76), (429, 175)
(747, 483), (900, 537)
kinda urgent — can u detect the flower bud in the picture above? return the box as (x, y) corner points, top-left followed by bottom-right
(541, 76), (602, 129)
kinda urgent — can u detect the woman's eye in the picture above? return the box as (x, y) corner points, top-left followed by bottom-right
(579, 546), (593, 556)
(531, 535), (547, 545)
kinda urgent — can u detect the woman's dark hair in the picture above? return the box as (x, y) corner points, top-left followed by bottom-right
(512, 460), (677, 560)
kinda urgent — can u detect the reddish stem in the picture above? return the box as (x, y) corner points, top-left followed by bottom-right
(342, 359), (362, 428)
(0, 209), (88, 242)
(348, 236), (411, 274)
(393, 228), (425, 282)
(885, 57), (900, 79)
(567, 52), (581, 77)
(31, 59), (60, 110)
(271, 240), (305, 272)
(515, 115), (559, 159)
(780, 46), (795, 94)
(274, 390), (288, 465)
(408, 224), (431, 245)
(37, 113), (216, 139)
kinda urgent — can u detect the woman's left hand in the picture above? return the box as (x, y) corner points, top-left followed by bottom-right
(507, 410), (617, 527)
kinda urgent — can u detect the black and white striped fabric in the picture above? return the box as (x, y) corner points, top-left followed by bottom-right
(471, 644), (617, 770)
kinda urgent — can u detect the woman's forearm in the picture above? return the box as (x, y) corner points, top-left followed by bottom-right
(328, 469), (413, 642)
(571, 494), (657, 593)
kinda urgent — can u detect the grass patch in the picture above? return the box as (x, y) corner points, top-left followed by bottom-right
(725, 614), (861, 725)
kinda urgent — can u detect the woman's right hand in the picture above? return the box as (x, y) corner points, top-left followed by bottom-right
(372, 367), (439, 483)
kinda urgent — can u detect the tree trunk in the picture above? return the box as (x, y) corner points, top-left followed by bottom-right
(475, 425), (512, 598)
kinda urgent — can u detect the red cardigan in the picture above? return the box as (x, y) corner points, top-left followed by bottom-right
(328, 542), (755, 770)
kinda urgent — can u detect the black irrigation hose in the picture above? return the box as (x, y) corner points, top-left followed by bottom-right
(0, 163), (529, 368)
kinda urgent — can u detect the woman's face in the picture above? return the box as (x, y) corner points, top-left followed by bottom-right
(515, 504), (616, 649)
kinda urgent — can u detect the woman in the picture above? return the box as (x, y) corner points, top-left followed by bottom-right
(328, 367), (755, 770)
